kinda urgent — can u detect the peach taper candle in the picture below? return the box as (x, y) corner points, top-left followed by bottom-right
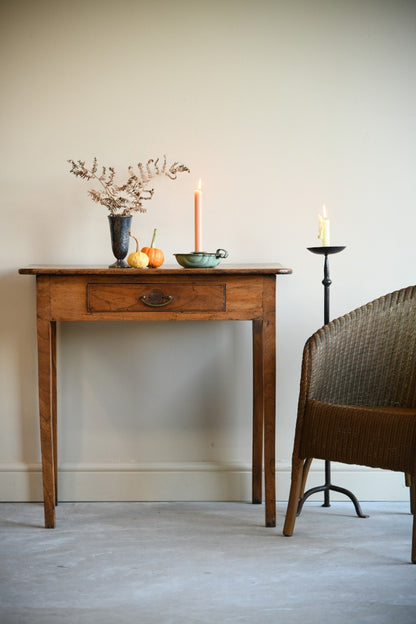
(194, 179), (202, 251)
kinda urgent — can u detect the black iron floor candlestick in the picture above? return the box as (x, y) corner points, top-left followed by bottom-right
(297, 245), (368, 518)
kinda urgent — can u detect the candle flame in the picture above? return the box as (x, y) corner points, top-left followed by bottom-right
(322, 204), (327, 218)
(197, 179), (202, 191)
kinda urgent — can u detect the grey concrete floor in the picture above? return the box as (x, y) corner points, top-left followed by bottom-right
(0, 501), (415, 624)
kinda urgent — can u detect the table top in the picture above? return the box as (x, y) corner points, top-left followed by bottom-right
(19, 264), (293, 276)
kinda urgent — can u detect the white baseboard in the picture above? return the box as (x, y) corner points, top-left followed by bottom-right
(0, 460), (409, 502)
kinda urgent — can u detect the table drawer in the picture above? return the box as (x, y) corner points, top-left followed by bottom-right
(87, 282), (226, 313)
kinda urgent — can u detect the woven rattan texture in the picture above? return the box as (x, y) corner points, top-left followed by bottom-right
(285, 285), (416, 562)
(306, 285), (416, 408)
(299, 400), (416, 473)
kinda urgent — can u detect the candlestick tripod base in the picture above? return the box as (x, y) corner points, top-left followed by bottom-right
(297, 245), (368, 520)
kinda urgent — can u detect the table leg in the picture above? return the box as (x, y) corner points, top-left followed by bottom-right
(252, 320), (263, 504)
(263, 276), (276, 528)
(51, 321), (58, 506)
(36, 278), (56, 528)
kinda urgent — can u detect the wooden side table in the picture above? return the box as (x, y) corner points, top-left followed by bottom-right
(19, 264), (292, 528)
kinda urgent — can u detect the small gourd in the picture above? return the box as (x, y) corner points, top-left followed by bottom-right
(127, 232), (149, 268)
(141, 228), (164, 268)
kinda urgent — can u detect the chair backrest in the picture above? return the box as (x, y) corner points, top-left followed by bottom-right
(308, 285), (416, 408)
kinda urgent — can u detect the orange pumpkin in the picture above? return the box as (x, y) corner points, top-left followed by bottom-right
(141, 228), (164, 268)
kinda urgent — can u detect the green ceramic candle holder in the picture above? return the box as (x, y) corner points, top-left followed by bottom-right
(174, 249), (228, 269)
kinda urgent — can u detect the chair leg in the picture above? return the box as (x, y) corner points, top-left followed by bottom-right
(412, 517), (416, 565)
(411, 480), (416, 564)
(412, 517), (416, 564)
(299, 458), (313, 498)
(283, 456), (304, 537)
(409, 475), (415, 516)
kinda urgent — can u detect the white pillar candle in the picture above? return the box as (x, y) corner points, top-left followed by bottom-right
(318, 204), (330, 246)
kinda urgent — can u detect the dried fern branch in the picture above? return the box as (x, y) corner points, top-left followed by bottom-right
(68, 156), (190, 216)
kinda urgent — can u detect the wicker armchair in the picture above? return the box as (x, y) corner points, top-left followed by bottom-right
(283, 286), (416, 563)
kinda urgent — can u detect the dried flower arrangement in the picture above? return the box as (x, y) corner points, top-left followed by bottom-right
(68, 156), (190, 216)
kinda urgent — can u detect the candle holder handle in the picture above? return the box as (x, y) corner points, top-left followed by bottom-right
(297, 245), (368, 519)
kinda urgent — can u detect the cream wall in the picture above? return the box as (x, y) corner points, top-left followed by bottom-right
(1, 0), (415, 504)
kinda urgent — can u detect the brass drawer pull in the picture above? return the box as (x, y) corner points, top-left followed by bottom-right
(140, 290), (174, 307)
